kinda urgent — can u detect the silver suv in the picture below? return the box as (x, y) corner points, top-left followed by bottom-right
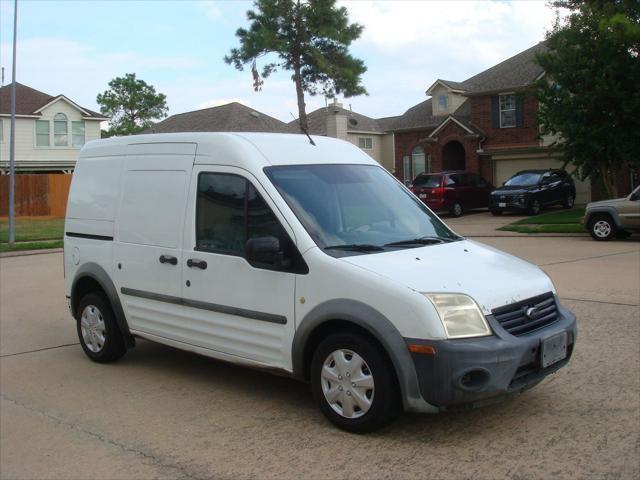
(583, 186), (640, 241)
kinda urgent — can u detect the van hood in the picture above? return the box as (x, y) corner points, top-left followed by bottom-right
(340, 240), (554, 315)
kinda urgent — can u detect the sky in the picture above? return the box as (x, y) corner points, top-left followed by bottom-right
(0, 0), (565, 123)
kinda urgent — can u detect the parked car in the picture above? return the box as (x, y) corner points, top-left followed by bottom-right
(409, 171), (494, 217)
(65, 133), (576, 433)
(583, 185), (640, 241)
(490, 169), (576, 216)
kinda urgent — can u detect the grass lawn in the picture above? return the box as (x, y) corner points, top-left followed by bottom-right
(0, 217), (65, 242)
(498, 207), (587, 234)
(509, 208), (585, 225)
(0, 240), (64, 253)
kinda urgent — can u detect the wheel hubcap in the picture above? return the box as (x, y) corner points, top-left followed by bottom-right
(594, 220), (611, 238)
(532, 201), (540, 213)
(567, 195), (574, 207)
(80, 305), (106, 353)
(454, 204), (462, 216)
(321, 349), (374, 419)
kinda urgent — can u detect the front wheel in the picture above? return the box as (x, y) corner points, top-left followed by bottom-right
(311, 332), (400, 433)
(76, 292), (127, 363)
(588, 214), (616, 241)
(450, 202), (463, 218)
(528, 198), (541, 216)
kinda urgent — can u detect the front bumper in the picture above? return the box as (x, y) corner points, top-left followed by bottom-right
(405, 299), (576, 409)
(489, 198), (528, 212)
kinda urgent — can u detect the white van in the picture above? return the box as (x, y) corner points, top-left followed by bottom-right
(64, 132), (576, 432)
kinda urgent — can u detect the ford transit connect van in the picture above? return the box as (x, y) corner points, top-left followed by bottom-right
(64, 133), (576, 432)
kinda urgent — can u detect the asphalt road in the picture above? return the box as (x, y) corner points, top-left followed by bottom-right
(1, 236), (639, 480)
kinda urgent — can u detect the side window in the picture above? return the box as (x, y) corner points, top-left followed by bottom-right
(196, 172), (305, 272)
(446, 175), (457, 186)
(196, 173), (246, 255)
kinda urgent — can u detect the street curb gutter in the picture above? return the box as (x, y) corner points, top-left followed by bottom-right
(0, 248), (63, 258)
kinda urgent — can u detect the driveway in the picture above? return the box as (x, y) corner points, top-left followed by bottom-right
(1, 237), (639, 479)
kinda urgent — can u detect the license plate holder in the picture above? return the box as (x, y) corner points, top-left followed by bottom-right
(541, 331), (568, 368)
(419, 193), (427, 199)
(498, 202), (506, 207)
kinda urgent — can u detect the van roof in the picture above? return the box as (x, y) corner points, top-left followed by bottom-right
(79, 132), (377, 169)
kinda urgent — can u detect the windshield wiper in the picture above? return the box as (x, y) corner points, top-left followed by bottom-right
(324, 243), (385, 252)
(384, 236), (458, 247)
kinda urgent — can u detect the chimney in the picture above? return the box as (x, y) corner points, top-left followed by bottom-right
(325, 98), (347, 140)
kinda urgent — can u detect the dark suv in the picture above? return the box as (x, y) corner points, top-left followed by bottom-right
(409, 171), (494, 217)
(490, 169), (576, 216)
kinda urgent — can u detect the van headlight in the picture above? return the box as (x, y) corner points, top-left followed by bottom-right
(424, 293), (492, 339)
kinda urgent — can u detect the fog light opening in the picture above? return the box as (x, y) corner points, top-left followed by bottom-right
(458, 369), (490, 391)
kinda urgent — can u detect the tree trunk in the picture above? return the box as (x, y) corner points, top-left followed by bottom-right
(293, 63), (308, 132)
(601, 165), (619, 199)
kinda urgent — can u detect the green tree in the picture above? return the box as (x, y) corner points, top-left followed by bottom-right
(535, 0), (640, 198)
(97, 73), (169, 137)
(225, 0), (367, 132)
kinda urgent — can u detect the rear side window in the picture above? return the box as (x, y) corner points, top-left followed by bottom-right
(413, 175), (442, 188)
(118, 170), (187, 248)
(196, 172), (301, 270)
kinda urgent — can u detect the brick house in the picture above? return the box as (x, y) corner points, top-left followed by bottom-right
(388, 42), (595, 203)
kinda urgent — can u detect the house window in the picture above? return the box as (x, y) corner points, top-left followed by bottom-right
(358, 137), (372, 149)
(499, 94), (516, 128)
(411, 146), (426, 178)
(36, 120), (50, 146)
(438, 94), (448, 112)
(72, 121), (86, 147)
(54, 113), (68, 146)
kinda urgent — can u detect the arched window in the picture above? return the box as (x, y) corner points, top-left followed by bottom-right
(54, 113), (68, 146)
(411, 146), (426, 178)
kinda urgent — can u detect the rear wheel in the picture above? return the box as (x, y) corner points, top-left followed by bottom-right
(76, 292), (127, 363)
(563, 192), (575, 209)
(450, 202), (463, 218)
(588, 214), (616, 241)
(311, 332), (400, 433)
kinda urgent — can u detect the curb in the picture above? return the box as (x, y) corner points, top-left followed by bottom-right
(0, 248), (63, 258)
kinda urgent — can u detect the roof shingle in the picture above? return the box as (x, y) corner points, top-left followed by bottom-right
(0, 82), (105, 118)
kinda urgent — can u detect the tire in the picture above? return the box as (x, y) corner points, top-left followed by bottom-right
(311, 332), (400, 433)
(588, 214), (616, 241)
(450, 202), (463, 218)
(528, 198), (541, 216)
(76, 292), (127, 363)
(563, 192), (575, 209)
(490, 210), (503, 216)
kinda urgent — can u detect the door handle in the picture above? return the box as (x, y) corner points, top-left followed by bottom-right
(187, 258), (208, 270)
(159, 255), (178, 265)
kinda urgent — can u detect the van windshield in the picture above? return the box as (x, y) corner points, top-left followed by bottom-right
(265, 164), (460, 255)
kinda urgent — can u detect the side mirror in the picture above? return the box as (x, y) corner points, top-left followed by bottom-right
(245, 236), (289, 268)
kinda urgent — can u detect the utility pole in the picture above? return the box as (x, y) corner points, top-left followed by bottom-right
(8, 0), (18, 245)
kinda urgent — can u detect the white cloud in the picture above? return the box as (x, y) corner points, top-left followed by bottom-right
(0, 37), (203, 112)
(198, 1), (223, 20)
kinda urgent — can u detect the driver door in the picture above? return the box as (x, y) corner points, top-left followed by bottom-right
(179, 165), (299, 370)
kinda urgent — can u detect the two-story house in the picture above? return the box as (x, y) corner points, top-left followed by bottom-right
(0, 83), (107, 173)
(388, 42), (592, 203)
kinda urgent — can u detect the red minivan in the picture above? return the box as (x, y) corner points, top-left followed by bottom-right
(409, 171), (494, 217)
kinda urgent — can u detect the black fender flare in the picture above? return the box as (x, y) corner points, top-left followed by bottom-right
(585, 206), (622, 228)
(71, 262), (132, 340)
(291, 298), (436, 413)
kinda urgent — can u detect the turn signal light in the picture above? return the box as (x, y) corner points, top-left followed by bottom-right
(408, 344), (436, 356)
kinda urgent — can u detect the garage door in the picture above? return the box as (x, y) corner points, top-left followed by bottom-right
(494, 158), (591, 205)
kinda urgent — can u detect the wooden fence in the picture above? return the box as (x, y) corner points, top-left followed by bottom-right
(0, 174), (72, 217)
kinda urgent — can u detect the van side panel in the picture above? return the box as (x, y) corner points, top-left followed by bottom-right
(112, 145), (195, 334)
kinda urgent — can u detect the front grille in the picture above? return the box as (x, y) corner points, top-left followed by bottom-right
(492, 292), (559, 336)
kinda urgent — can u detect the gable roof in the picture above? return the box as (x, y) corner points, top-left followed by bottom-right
(0, 82), (105, 118)
(455, 42), (546, 95)
(288, 104), (386, 135)
(147, 102), (293, 134)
